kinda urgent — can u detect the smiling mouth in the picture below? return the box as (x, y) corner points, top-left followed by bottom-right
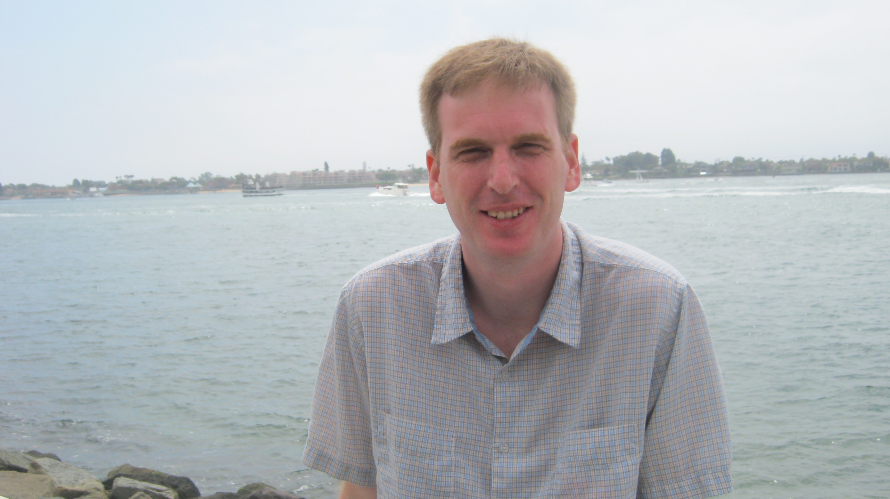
(486, 207), (527, 220)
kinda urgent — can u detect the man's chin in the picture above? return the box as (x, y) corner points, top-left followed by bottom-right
(472, 236), (538, 261)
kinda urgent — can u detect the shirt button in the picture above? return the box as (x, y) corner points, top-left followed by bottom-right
(499, 443), (509, 453)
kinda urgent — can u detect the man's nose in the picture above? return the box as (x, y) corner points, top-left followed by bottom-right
(487, 149), (519, 194)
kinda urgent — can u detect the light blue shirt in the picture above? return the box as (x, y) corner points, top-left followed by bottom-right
(304, 220), (732, 498)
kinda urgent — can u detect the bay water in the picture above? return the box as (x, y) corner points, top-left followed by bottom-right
(1, 174), (888, 498)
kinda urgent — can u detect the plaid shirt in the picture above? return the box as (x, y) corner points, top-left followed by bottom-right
(303, 221), (731, 498)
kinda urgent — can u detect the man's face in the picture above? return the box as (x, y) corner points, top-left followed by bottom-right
(427, 79), (581, 263)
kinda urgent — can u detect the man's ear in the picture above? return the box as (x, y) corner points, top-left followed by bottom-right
(564, 134), (581, 192)
(427, 149), (446, 204)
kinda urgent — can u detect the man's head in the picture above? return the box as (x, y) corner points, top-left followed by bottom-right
(420, 38), (576, 156)
(421, 39), (581, 263)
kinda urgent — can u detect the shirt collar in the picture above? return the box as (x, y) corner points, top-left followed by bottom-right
(431, 220), (582, 348)
(431, 236), (474, 345)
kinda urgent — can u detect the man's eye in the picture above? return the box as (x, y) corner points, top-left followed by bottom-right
(459, 148), (488, 159)
(516, 143), (544, 154)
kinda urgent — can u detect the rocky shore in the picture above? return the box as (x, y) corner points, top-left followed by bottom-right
(0, 450), (305, 499)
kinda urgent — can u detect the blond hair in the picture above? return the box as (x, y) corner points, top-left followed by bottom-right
(420, 38), (576, 154)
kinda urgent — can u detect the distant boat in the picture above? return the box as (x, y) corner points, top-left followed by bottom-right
(582, 173), (597, 185)
(377, 183), (410, 197)
(629, 170), (648, 183)
(242, 181), (283, 197)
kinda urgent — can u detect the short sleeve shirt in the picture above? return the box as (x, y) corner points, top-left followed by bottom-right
(303, 221), (732, 499)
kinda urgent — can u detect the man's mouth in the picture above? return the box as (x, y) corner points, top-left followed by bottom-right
(486, 207), (527, 220)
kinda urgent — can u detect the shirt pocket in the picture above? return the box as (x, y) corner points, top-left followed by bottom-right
(377, 412), (454, 499)
(551, 424), (642, 499)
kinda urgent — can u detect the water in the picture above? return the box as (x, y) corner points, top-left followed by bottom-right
(2, 174), (889, 498)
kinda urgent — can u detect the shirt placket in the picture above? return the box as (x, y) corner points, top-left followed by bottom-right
(491, 359), (521, 498)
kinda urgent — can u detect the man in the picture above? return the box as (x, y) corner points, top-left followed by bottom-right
(303, 38), (731, 499)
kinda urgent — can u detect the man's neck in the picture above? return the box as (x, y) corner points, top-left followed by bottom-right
(461, 227), (564, 358)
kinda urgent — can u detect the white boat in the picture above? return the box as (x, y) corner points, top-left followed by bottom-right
(377, 183), (409, 197)
(629, 170), (648, 183)
(242, 181), (284, 197)
(582, 173), (597, 185)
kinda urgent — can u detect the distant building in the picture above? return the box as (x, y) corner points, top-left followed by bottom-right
(731, 163), (758, 175)
(779, 163), (802, 174)
(827, 162), (851, 173)
(29, 188), (76, 198)
(265, 170), (377, 189)
(802, 160), (825, 174)
(266, 173), (290, 187)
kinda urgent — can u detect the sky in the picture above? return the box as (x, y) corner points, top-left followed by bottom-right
(1, 0), (888, 186)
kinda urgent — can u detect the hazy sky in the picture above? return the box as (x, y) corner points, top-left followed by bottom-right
(1, 0), (888, 186)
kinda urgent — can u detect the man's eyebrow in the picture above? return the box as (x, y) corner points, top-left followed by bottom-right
(448, 138), (488, 155)
(448, 134), (553, 154)
(514, 133), (553, 146)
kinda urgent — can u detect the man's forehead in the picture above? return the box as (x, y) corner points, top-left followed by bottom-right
(438, 83), (560, 149)
(439, 83), (556, 123)
(441, 78), (552, 107)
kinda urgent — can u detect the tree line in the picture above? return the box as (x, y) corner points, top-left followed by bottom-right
(582, 149), (890, 178)
(3, 151), (889, 198)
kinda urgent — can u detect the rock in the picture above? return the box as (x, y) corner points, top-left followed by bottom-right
(104, 466), (198, 499)
(0, 470), (55, 499)
(27, 458), (105, 499)
(235, 484), (269, 496)
(0, 450), (34, 473)
(235, 483), (304, 499)
(24, 451), (62, 462)
(202, 493), (239, 499)
(111, 478), (177, 499)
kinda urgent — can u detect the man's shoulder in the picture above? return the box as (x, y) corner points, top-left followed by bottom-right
(343, 234), (457, 291)
(566, 222), (688, 287)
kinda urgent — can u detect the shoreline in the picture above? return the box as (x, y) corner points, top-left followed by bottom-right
(0, 448), (308, 499)
(2, 170), (888, 201)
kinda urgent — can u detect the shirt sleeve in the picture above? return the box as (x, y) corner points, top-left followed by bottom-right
(638, 283), (732, 498)
(302, 285), (377, 487)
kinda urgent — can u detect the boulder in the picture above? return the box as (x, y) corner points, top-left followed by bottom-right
(24, 450), (62, 461)
(28, 458), (105, 499)
(236, 484), (270, 496)
(111, 477), (177, 499)
(0, 470), (55, 499)
(202, 493), (239, 499)
(0, 449), (34, 473)
(104, 465), (198, 499)
(235, 483), (304, 499)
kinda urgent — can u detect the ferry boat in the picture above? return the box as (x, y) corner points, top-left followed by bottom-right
(242, 181), (284, 197)
(377, 183), (409, 197)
